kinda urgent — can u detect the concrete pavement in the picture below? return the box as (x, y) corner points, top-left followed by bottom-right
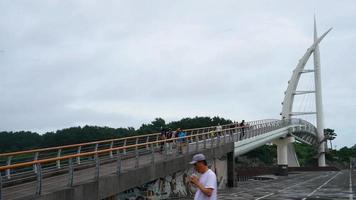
(184, 170), (355, 200)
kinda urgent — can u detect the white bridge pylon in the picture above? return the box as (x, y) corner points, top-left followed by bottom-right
(281, 18), (332, 167)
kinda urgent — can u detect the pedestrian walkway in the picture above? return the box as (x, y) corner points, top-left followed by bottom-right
(183, 170), (355, 200)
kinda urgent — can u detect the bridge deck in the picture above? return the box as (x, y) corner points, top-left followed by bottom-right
(3, 146), (184, 200)
(3, 135), (230, 200)
(0, 119), (318, 200)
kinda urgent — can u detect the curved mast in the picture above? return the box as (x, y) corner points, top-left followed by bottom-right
(281, 18), (331, 167)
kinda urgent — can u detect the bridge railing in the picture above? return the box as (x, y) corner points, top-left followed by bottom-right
(289, 118), (318, 145)
(0, 119), (313, 199)
(0, 119), (281, 175)
(0, 119), (275, 180)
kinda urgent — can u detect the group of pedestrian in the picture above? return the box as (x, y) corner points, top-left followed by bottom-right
(158, 120), (248, 155)
(159, 127), (186, 154)
(214, 120), (247, 138)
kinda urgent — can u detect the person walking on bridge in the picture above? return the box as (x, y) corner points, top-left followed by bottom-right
(176, 128), (186, 154)
(239, 120), (245, 140)
(159, 128), (167, 153)
(189, 154), (217, 200)
(166, 128), (174, 154)
(215, 123), (222, 136)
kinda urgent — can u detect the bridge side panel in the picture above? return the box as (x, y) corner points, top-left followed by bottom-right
(32, 143), (233, 200)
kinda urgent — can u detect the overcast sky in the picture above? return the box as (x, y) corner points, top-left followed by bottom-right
(0, 1), (355, 148)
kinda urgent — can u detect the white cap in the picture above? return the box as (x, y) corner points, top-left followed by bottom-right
(189, 153), (206, 164)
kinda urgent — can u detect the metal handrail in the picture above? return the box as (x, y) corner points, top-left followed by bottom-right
(0, 118), (317, 180)
(0, 120), (270, 180)
(0, 119), (272, 158)
(0, 119), (310, 172)
(0, 125), (248, 171)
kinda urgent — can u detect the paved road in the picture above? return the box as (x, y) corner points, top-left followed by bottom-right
(185, 170), (355, 200)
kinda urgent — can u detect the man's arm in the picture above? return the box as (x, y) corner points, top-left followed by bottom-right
(190, 176), (214, 197)
(195, 182), (213, 197)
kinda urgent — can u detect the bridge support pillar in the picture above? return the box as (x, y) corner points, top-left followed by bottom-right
(227, 151), (236, 187)
(273, 136), (295, 176)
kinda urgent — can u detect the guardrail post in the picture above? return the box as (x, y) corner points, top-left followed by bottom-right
(116, 150), (121, 175)
(123, 139), (127, 155)
(203, 134), (207, 149)
(77, 146), (81, 164)
(229, 129), (233, 142)
(259, 125), (262, 135)
(156, 135), (159, 148)
(6, 156), (12, 179)
(109, 141), (114, 158)
(164, 140), (168, 160)
(223, 130), (227, 144)
(33, 152), (39, 174)
(35, 163), (42, 196)
(186, 136), (190, 154)
(151, 144), (155, 164)
(232, 129), (236, 142)
(217, 133), (220, 147)
(210, 132), (214, 148)
(195, 135), (199, 152)
(56, 149), (62, 169)
(146, 136), (150, 150)
(68, 158), (74, 187)
(94, 143), (99, 152)
(135, 146), (139, 168)
(95, 154), (100, 180)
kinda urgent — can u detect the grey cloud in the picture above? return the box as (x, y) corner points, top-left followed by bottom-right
(0, 0), (355, 148)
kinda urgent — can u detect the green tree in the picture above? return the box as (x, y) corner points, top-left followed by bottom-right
(294, 142), (317, 166)
(245, 145), (276, 165)
(324, 128), (337, 150)
(137, 118), (166, 134)
(167, 116), (232, 130)
(0, 131), (42, 153)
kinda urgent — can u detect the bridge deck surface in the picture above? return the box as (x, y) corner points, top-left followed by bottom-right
(3, 149), (172, 200)
(0, 122), (314, 200)
(184, 170), (355, 200)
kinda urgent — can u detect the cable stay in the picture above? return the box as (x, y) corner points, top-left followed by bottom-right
(294, 90), (316, 95)
(300, 69), (315, 73)
(290, 112), (317, 116)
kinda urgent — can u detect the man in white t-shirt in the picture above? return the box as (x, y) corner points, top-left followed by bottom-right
(189, 154), (217, 200)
